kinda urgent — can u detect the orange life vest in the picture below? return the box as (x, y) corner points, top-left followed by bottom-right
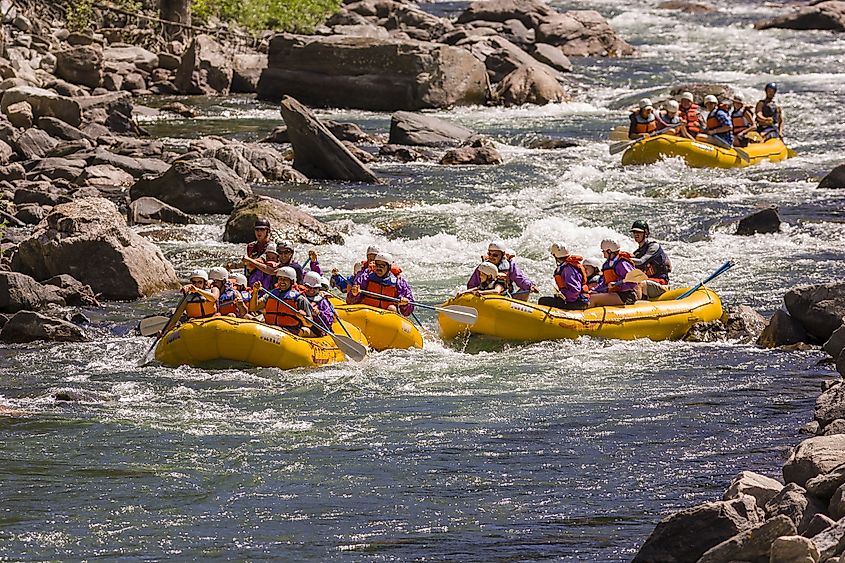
(553, 255), (590, 297)
(679, 103), (701, 134)
(364, 260), (403, 277)
(601, 252), (634, 293)
(632, 112), (657, 134)
(185, 290), (216, 319)
(218, 288), (250, 316)
(706, 109), (725, 132)
(731, 107), (752, 135)
(360, 272), (400, 310)
(264, 289), (304, 329)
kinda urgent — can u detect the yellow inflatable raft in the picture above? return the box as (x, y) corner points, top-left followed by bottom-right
(154, 316), (369, 369)
(621, 135), (791, 168)
(330, 297), (423, 351)
(438, 287), (722, 342)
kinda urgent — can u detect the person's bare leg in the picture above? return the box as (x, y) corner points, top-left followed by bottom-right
(588, 293), (624, 308)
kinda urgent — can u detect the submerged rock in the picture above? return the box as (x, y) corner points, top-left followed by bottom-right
(756, 0), (845, 32)
(735, 206), (781, 235)
(223, 195), (343, 245)
(819, 164), (845, 189)
(0, 310), (87, 343)
(389, 111), (476, 147)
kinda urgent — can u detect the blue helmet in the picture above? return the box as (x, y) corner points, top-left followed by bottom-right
(765, 82), (777, 92)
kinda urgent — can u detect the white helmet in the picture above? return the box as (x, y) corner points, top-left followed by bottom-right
(478, 261), (498, 277)
(638, 98), (653, 110)
(681, 91), (694, 102)
(549, 243), (569, 258)
(733, 92), (745, 102)
(319, 276), (330, 290)
(276, 266), (297, 281)
(374, 252), (393, 265)
(600, 239), (620, 252)
(583, 257), (602, 269)
(303, 271), (322, 288)
(189, 269), (208, 282)
(232, 273), (248, 286)
(208, 266), (228, 281)
(366, 245), (380, 256)
(353, 261), (363, 275)
(488, 241), (506, 253)
(665, 100), (679, 112)
(704, 94), (718, 104)
(504, 247), (516, 257)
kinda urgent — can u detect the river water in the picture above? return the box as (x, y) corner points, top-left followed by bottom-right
(2, 0), (845, 560)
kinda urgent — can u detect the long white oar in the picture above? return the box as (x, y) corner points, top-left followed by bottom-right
(260, 289), (367, 362)
(357, 289), (478, 325)
(138, 294), (188, 366)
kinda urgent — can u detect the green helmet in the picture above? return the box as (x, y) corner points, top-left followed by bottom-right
(630, 220), (649, 233)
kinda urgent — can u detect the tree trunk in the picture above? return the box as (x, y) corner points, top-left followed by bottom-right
(159, 0), (191, 45)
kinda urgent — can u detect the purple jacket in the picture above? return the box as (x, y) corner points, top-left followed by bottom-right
(593, 257), (637, 294)
(347, 271), (415, 316)
(556, 262), (587, 303)
(466, 260), (533, 292)
(308, 294), (335, 332)
(249, 268), (275, 291)
(304, 258), (322, 276)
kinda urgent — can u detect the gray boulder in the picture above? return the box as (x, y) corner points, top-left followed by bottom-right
(0, 310), (87, 343)
(174, 34), (233, 95)
(633, 496), (761, 563)
(765, 482), (825, 533)
(784, 282), (845, 342)
(825, 325), (845, 361)
(723, 470), (784, 507)
(257, 34), (488, 110)
(5, 100), (32, 128)
(76, 164), (135, 189)
(0, 271), (64, 313)
(223, 195), (343, 245)
(756, 0), (845, 32)
(812, 515), (845, 561)
(440, 145), (503, 165)
(14, 128), (59, 160)
(36, 116), (89, 142)
(87, 148), (169, 178)
(535, 10), (635, 57)
(231, 52), (266, 94)
(495, 65), (568, 106)
(769, 535), (820, 563)
(280, 95), (378, 183)
(825, 420), (845, 436)
(697, 514), (796, 563)
(804, 513), (836, 538)
(389, 111), (476, 147)
(784, 435), (845, 488)
(129, 157), (252, 214)
(42, 274), (99, 306)
(806, 464), (845, 500)
(129, 196), (195, 225)
(531, 42), (573, 72)
(757, 309), (809, 348)
(831, 483), (845, 520)
(736, 207), (781, 235)
(103, 45), (159, 73)
(201, 145), (266, 183)
(817, 383), (845, 429)
(725, 305), (768, 343)
(27, 157), (86, 182)
(11, 197), (179, 299)
(819, 164), (845, 189)
(55, 45), (103, 88)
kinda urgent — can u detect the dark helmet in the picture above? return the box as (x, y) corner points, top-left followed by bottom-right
(630, 220), (649, 234)
(765, 82), (777, 92)
(254, 218), (271, 229)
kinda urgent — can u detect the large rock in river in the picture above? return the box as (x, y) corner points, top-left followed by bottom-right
(495, 65), (568, 106)
(11, 197), (179, 300)
(257, 34), (488, 110)
(784, 281), (845, 342)
(819, 163), (845, 189)
(280, 96), (378, 183)
(0, 310), (87, 343)
(174, 34), (233, 95)
(755, 0), (845, 32)
(129, 157), (252, 214)
(389, 111), (476, 147)
(223, 195), (343, 245)
(0, 271), (64, 313)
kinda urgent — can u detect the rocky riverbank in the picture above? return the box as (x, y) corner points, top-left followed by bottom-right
(635, 283), (845, 563)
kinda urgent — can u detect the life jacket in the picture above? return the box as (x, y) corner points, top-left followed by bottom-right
(632, 111), (657, 134)
(217, 285), (238, 316)
(185, 290), (216, 319)
(633, 241), (671, 284)
(760, 99), (780, 125)
(731, 107), (752, 135)
(264, 288), (304, 329)
(246, 240), (269, 260)
(363, 260), (403, 277)
(553, 256), (589, 302)
(660, 113), (682, 127)
(679, 103), (701, 134)
(706, 109), (722, 131)
(601, 252), (634, 293)
(360, 271), (400, 310)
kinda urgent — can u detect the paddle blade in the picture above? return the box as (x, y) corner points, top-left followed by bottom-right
(438, 305), (478, 325)
(139, 315), (170, 336)
(609, 125), (629, 141)
(609, 140), (634, 155)
(332, 334), (368, 362)
(734, 147), (751, 163)
(623, 269), (649, 283)
(787, 147), (797, 158)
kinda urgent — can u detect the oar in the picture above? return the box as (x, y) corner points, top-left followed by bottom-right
(701, 133), (750, 162)
(260, 288), (367, 362)
(138, 294), (188, 366)
(357, 289), (478, 325)
(676, 261), (735, 300)
(139, 315), (171, 337)
(609, 125), (629, 141)
(609, 126), (677, 155)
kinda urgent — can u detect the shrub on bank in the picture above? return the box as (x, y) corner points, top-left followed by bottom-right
(191, 0), (342, 32)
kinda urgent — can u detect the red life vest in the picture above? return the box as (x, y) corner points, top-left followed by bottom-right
(360, 272), (399, 310)
(185, 291), (216, 319)
(632, 112), (657, 134)
(264, 289), (304, 329)
(363, 260), (403, 277)
(554, 255), (590, 297)
(731, 107), (752, 135)
(601, 252), (634, 293)
(706, 109), (723, 132)
(679, 103), (701, 134)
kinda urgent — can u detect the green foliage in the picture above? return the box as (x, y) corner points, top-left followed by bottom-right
(191, 0), (342, 32)
(66, 0), (94, 31)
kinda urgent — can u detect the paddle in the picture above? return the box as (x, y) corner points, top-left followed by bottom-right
(609, 125), (629, 141)
(138, 294), (188, 366)
(623, 269), (648, 283)
(139, 315), (171, 337)
(676, 261), (735, 300)
(260, 288), (367, 362)
(609, 126), (677, 155)
(357, 289), (478, 325)
(700, 133), (751, 162)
